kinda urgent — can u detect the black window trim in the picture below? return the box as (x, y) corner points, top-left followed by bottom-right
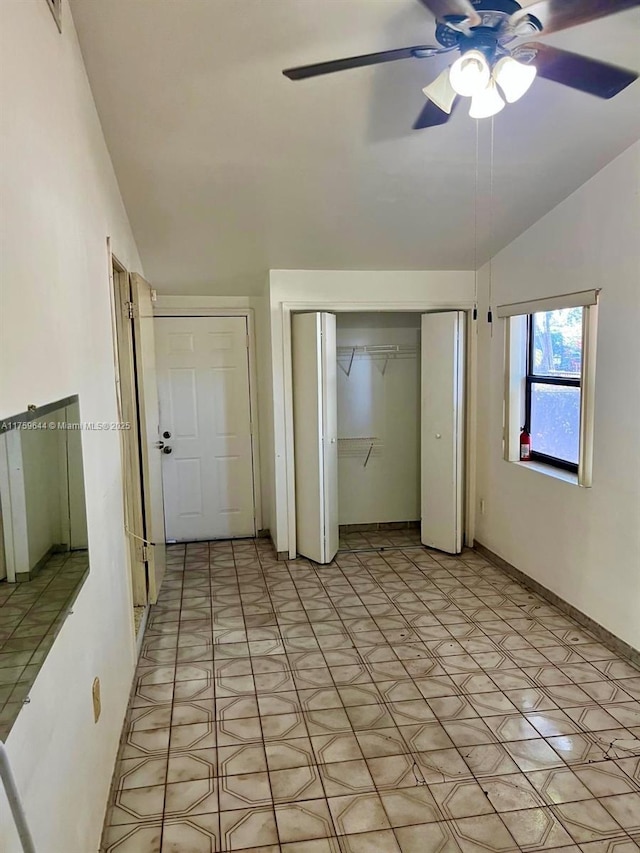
(524, 313), (580, 474)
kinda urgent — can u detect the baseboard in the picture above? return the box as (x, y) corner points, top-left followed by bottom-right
(15, 543), (64, 582)
(134, 605), (149, 658)
(475, 541), (639, 667)
(266, 530), (288, 561)
(340, 521), (420, 533)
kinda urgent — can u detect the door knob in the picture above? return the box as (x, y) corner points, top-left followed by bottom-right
(163, 430), (171, 439)
(435, 433), (442, 439)
(163, 446), (173, 454)
(155, 440), (165, 449)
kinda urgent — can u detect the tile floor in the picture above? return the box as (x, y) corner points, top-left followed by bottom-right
(338, 528), (421, 552)
(102, 538), (640, 853)
(0, 549), (89, 738)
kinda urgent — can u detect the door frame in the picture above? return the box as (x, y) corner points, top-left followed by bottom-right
(0, 429), (26, 583)
(131, 273), (167, 601)
(281, 300), (477, 559)
(152, 306), (263, 535)
(107, 250), (148, 608)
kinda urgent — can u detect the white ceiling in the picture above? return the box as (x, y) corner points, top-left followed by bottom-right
(70, 0), (640, 294)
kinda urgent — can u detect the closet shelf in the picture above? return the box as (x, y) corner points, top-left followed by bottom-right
(337, 345), (417, 355)
(337, 437), (382, 468)
(337, 344), (417, 377)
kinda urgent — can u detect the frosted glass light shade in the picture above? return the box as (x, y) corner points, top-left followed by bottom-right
(494, 55), (537, 103)
(449, 50), (491, 97)
(469, 81), (505, 118)
(422, 68), (457, 114)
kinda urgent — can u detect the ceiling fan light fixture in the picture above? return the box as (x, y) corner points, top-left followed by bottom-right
(469, 80), (505, 119)
(449, 49), (491, 97)
(493, 55), (537, 103)
(422, 68), (457, 114)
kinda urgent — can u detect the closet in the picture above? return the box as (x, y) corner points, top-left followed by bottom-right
(292, 310), (465, 564)
(336, 313), (421, 530)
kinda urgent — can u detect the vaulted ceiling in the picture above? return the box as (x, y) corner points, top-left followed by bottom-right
(70, 0), (640, 294)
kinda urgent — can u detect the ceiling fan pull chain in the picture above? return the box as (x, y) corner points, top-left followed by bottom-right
(488, 114), (494, 334)
(473, 117), (479, 324)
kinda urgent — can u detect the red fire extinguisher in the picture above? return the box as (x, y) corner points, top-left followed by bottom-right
(520, 426), (531, 461)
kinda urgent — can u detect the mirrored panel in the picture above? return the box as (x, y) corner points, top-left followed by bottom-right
(0, 395), (89, 737)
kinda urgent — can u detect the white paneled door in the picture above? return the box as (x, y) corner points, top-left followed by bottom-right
(155, 316), (256, 542)
(292, 312), (339, 564)
(420, 311), (465, 554)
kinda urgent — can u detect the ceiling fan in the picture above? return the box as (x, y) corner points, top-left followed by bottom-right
(282, 0), (640, 127)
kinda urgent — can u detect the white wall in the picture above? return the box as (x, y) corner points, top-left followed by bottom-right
(255, 287), (274, 533)
(21, 417), (63, 567)
(475, 141), (640, 651)
(66, 400), (89, 550)
(0, 1), (142, 850)
(268, 270), (476, 553)
(336, 313), (421, 525)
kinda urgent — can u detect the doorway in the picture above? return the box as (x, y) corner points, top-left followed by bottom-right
(291, 310), (465, 564)
(155, 316), (257, 542)
(336, 313), (422, 552)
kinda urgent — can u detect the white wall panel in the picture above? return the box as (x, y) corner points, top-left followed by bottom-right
(0, 1), (142, 849)
(336, 313), (420, 525)
(475, 142), (640, 651)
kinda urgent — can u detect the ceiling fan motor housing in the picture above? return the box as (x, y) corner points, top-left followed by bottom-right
(435, 0), (539, 51)
(459, 27), (502, 63)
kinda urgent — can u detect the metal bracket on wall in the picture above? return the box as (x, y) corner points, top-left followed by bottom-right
(337, 347), (356, 377)
(337, 437), (382, 467)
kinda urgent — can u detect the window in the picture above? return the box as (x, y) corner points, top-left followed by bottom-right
(498, 289), (599, 487)
(525, 308), (583, 472)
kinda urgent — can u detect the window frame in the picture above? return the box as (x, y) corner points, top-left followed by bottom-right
(499, 290), (598, 488)
(524, 312), (581, 474)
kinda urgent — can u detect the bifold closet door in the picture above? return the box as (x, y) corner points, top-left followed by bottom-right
(421, 311), (465, 554)
(131, 273), (167, 602)
(292, 312), (339, 564)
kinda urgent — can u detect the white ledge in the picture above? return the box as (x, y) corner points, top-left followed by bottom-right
(511, 459), (579, 486)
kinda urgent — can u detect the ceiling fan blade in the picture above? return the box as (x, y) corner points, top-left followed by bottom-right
(417, 0), (481, 26)
(283, 45), (441, 80)
(514, 0), (640, 36)
(413, 97), (457, 129)
(523, 42), (639, 98)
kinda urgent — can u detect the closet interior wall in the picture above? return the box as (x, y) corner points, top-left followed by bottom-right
(336, 313), (421, 528)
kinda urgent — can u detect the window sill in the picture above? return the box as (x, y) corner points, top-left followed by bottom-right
(511, 459), (579, 485)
